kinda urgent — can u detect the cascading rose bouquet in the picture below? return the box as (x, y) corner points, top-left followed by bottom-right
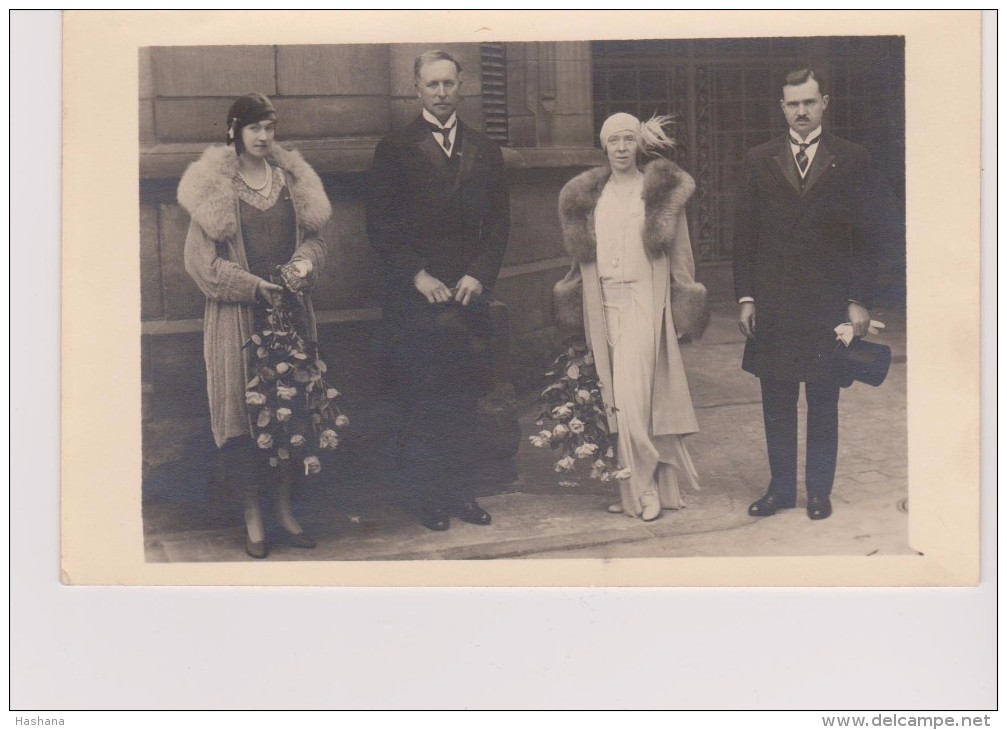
(531, 341), (630, 485)
(244, 263), (348, 476)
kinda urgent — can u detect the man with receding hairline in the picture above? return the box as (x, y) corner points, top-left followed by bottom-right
(367, 49), (510, 531)
(734, 67), (885, 522)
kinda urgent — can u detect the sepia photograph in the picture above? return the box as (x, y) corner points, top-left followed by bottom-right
(138, 36), (910, 566)
(60, 10), (980, 587)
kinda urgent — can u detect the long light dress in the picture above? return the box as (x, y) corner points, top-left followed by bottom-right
(594, 176), (701, 516)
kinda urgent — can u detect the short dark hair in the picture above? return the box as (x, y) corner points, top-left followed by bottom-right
(782, 67), (827, 97)
(413, 50), (462, 80)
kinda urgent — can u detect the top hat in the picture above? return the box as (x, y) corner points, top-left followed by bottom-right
(835, 338), (892, 388)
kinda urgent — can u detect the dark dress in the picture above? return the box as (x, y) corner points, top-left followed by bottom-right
(217, 166), (302, 497)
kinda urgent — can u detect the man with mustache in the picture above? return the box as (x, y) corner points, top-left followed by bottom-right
(733, 67), (886, 521)
(367, 50), (510, 531)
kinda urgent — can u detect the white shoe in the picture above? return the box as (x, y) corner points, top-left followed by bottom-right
(607, 503), (624, 514)
(640, 494), (661, 522)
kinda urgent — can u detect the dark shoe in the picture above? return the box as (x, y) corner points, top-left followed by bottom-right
(456, 500), (492, 526)
(807, 495), (833, 520)
(285, 530), (317, 549)
(420, 509), (451, 532)
(245, 537), (268, 559)
(747, 492), (796, 517)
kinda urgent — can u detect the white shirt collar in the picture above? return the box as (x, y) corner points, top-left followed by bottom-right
(789, 126), (823, 144)
(422, 109), (457, 130)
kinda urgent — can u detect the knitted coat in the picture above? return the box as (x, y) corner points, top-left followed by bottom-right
(178, 144), (332, 447)
(553, 157), (707, 436)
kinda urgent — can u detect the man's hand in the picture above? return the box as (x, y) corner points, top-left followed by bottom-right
(454, 275), (484, 306)
(738, 301), (756, 339)
(414, 269), (453, 304)
(290, 260), (312, 278)
(256, 279), (284, 306)
(847, 302), (871, 338)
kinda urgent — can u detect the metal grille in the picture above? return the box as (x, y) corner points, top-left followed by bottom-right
(592, 37), (905, 265)
(480, 43), (509, 144)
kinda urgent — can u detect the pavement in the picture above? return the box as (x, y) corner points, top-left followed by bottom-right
(142, 300), (910, 563)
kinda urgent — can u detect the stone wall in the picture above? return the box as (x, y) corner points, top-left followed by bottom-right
(140, 42), (605, 427)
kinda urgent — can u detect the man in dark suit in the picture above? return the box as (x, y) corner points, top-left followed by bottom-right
(366, 50), (510, 531)
(733, 67), (883, 521)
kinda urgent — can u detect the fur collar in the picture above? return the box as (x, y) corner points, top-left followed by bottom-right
(558, 157), (695, 264)
(177, 144), (331, 242)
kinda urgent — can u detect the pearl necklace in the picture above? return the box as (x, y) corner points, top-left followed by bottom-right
(238, 158), (272, 195)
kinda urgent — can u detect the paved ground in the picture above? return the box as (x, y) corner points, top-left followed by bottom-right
(142, 301), (910, 563)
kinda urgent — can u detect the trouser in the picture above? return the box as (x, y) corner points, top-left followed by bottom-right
(759, 376), (841, 501)
(383, 298), (493, 515)
(398, 390), (479, 514)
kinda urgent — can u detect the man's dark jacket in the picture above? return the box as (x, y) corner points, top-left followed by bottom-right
(366, 116), (510, 397)
(733, 131), (884, 382)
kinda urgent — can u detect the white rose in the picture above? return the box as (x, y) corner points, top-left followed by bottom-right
(304, 455), (322, 475)
(256, 433), (273, 450)
(335, 414), (350, 428)
(575, 389), (591, 404)
(277, 384), (297, 401)
(319, 429), (339, 450)
(289, 434), (306, 447)
(276, 407), (292, 423)
(569, 418), (585, 434)
(554, 455), (576, 472)
(245, 391), (266, 406)
(553, 424), (570, 438)
(552, 404), (572, 420)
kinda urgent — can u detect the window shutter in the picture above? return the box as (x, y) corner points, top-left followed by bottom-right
(480, 43), (508, 144)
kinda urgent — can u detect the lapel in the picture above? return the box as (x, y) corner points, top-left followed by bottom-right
(411, 116), (475, 188)
(455, 122), (476, 188)
(801, 133), (837, 194)
(413, 117), (451, 176)
(771, 134), (803, 195)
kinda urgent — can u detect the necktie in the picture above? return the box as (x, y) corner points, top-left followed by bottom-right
(791, 134), (821, 174)
(430, 123), (454, 154)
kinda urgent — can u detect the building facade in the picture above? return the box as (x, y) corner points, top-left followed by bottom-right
(140, 37), (905, 429)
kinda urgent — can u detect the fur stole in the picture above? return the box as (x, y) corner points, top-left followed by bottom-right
(177, 144), (332, 242)
(558, 157), (695, 264)
(554, 158), (709, 340)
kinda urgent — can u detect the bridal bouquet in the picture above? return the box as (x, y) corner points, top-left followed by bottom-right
(244, 264), (348, 476)
(531, 341), (629, 485)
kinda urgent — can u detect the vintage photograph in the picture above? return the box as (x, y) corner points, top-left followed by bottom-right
(138, 36), (910, 564)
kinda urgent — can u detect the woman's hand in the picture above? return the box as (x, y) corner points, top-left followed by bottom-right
(256, 278), (284, 305)
(289, 260), (312, 278)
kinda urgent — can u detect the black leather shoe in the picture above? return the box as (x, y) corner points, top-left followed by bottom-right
(747, 492), (796, 517)
(245, 538), (268, 559)
(420, 510), (451, 532)
(807, 495), (833, 520)
(456, 500), (492, 526)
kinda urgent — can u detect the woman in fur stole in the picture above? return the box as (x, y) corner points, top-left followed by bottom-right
(178, 93), (331, 558)
(554, 112), (708, 522)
